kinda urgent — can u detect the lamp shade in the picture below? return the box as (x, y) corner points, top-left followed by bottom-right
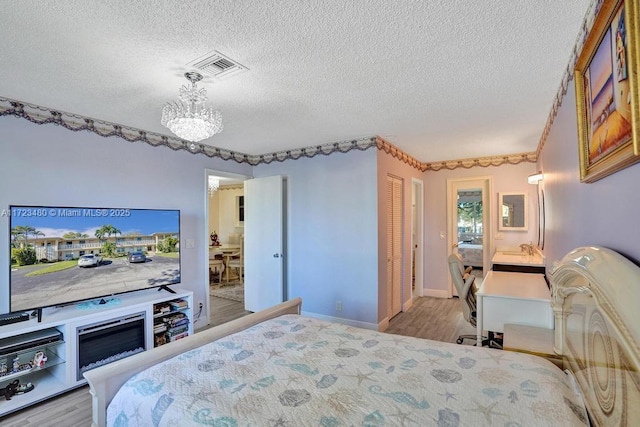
(527, 172), (544, 184)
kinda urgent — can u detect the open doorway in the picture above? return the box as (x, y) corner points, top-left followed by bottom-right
(411, 178), (424, 300)
(205, 169), (251, 327)
(457, 188), (484, 270)
(446, 177), (492, 297)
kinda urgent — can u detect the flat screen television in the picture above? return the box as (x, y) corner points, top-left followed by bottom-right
(9, 205), (180, 312)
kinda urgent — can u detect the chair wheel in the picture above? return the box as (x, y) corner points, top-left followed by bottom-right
(456, 338), (463, 344)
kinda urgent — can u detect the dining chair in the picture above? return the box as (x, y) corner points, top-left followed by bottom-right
(209, 251), (224, 284)
(226, 236), (244, 283)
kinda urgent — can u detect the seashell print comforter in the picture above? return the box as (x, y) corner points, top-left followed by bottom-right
(107, 315), (587, 426)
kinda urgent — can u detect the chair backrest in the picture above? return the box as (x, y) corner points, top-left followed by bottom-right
(229, 236), (244, 266)
(448, 253), (476, 323)
(209, 248), (222, 260)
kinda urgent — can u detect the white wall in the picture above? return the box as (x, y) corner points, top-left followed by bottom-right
(423, 162), (537, 293)
(0, 116), (252, 325)
(253, 149), (380, 327)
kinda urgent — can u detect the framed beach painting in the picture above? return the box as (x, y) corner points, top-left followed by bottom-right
(574, 0), (640, 183)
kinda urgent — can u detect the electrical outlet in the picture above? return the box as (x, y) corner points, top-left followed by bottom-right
(198, 302), (204, 310)
(335, 301), (342, 312)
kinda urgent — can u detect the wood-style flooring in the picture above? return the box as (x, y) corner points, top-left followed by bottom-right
(385, 296), (478, 343)
(0, 296), (471, 426)
(206, 296), (251, 329)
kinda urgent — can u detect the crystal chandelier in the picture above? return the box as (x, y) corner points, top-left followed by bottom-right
(208, 176), (220, 195)
(161, 71), (223, 142)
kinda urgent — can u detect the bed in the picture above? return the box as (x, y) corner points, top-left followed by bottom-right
(84, 246), (640, 426)
(457, 243), (483, 268)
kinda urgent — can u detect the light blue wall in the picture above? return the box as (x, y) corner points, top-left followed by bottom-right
(0, 116), (252, 319)
(538, 84), (640, 266)
(253, 149), (380, 326)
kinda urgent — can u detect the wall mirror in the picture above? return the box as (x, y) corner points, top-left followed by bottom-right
(538, 189), (545, 249)
(498, 192), (528, 230)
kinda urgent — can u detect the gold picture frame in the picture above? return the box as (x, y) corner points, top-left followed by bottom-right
(574, 0), (640, 183)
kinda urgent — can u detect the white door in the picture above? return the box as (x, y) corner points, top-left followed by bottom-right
(387, 175), (403, 318)
(244, 175), (285, 312)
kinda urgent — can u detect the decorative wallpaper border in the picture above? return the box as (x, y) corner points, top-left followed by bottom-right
(0, 97), (258, 164)
(374, 136), (537, 171)
(219, 184), (244, 191)
(0, 97), (382, 166)
(423, 152), (537, 171)
(0, 96), (536, 172)
(375, 137), (424, 170)
(251, 137), (378, 165)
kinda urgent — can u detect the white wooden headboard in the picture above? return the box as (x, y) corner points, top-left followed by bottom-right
(550, 246), (640, 426)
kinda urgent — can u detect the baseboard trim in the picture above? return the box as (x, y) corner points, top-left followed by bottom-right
(402, 298), (414, 312)
(301, 311), (378, 330)
(423, 289), (451, 298)
(378, 317), (390, 332)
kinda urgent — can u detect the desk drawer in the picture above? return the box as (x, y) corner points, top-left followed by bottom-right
(482, 297), (554, 333)
(492, 264), (546, 274)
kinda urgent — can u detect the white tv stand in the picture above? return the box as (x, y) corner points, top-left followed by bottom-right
(0, 288), (193, 417)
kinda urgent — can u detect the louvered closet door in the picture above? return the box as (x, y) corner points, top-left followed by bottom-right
(387, 175), (403, 318)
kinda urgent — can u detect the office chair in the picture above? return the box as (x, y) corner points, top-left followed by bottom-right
(448, 253), (501, 348)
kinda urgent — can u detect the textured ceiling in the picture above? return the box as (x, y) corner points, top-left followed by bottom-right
(0, 0), (590, 162)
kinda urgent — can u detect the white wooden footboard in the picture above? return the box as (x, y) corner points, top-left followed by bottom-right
(83, 297), (302, 427)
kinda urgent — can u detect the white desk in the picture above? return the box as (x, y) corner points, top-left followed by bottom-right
(491, 250), (546, 274)
(476, 270), (553, 347)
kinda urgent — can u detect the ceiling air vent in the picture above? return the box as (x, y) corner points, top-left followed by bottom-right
(187, 50), (248, 80)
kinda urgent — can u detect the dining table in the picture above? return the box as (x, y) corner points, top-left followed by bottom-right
(209, 245), (240, 283)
